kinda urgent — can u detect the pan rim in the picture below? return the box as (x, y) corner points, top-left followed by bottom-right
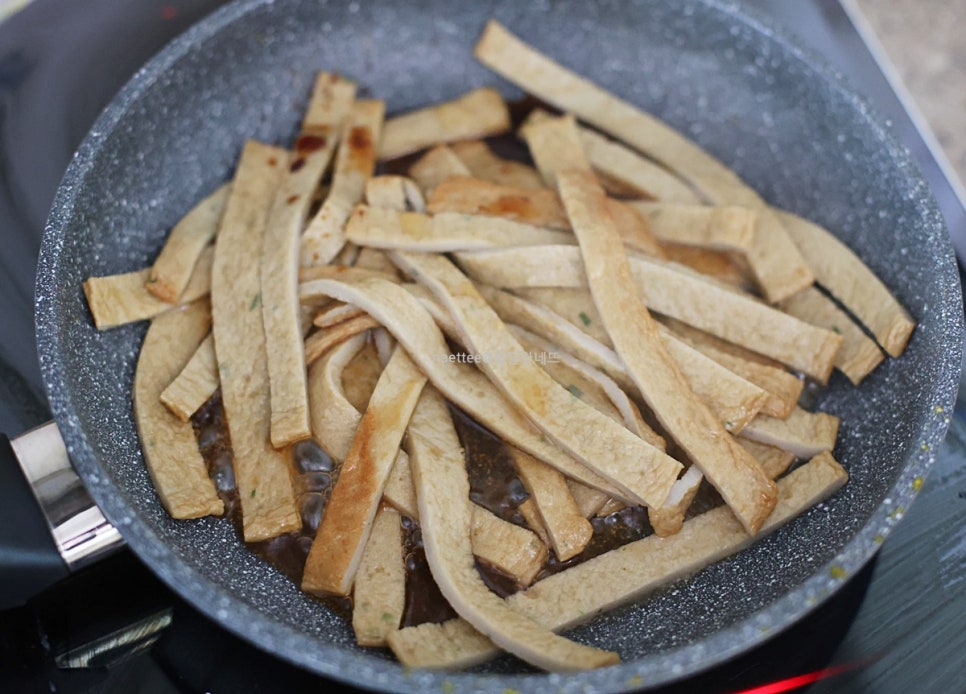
(35, 0), (964, 691)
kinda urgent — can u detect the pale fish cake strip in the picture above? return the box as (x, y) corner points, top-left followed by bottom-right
(407, 144), (471, 197)
(383, 450), (418, 520)
(304, 314), (381, 366)
(567, 479), (613, 519)
(740, 439), (796, 480)
(352, 504), (406, 647)
(313, 302), (367, 328)
(557, 168), (776, 535)
(84, 245), (213, 330)
(776, 208), (915, 357)
(210, 140), (299, 542)
(341, 338), (385, 412)
(354, 247), (403, 277)
(450, 139), (545, 189)
(518, 112), (592, 187)
(508, 447), (592, 561)
(306, 333), (368, 463)
(134, 300), (223, 519)
(659, 316), (804, 420)
(387, 451), (848, 668)
(470, 505), (549, 587)
(516, 498), (553, 547)
(740, 407), (840, 459)
(344, 205), (573, 252)
(576, 125), (701, 203)
(780, 285), (885, 385)
(365, 174), (426, 212)
(522, 109), (699, 204)
(261, 72), (356, 447)
(394, 387), (618, 671)
(159, 333), (219, 422)
(378, 87), (511, 160)
(299, 263), (402, 287)
(147, 184), (229, 302)
(646, 465), (705, 538)
(333, 241), (361, 266)
(629, 201), (758, 253)
(653, 326), (769, 434)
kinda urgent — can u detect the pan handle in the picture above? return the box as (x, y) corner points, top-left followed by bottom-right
(0, 421), (125, 609)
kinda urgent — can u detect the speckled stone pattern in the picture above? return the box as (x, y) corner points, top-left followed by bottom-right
(854, 0), (966, 186)
(33, 0), (963, 692)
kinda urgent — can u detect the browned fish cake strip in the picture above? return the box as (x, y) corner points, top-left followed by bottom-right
(302, 347), (427, 597)
(301, 100), (385, 266)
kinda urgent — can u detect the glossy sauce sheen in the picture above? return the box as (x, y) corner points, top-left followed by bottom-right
(190, 389), (663, 629)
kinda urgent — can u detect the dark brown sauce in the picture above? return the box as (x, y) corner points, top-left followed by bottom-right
(191, 394), (336, 597)
(448, 404), (660, 588)
(247, 533), (311, 585)
(190, 386), (667, 631)
(191, 391), (239, 516)
(400, 517), (459, 626)
(451, 405), (529, 526)
(295, 132), (329, 154)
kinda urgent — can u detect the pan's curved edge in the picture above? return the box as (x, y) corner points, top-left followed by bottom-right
(31, 0), (392, 690)
(33, 0), (965, 692)
(589, 0), (966, 688)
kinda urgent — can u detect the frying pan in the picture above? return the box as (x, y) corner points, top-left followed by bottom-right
(16, 0), (964, 690)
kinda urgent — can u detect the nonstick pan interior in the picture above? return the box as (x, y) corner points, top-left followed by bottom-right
(35, 0), (963, 691)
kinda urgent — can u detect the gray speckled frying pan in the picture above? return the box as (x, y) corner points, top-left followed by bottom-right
(34, 0), (964, 691)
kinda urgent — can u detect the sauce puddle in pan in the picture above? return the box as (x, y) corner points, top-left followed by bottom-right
(188, 374), (714, 629)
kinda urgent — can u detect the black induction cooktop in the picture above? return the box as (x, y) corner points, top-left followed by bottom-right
(0, 2), (964, 693)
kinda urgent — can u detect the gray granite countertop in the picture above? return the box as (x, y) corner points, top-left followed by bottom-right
(853, 0), (966, 184)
